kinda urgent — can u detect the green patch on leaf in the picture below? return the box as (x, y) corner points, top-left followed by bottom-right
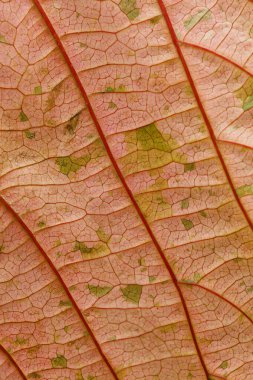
(59, 300), (72, 308)
(0, 34), (6, 43)
(119, 0), (140, 20)
(96, 228), (110, 243)
(243, 95), (253, 111)
(193, 273), (202, 282)
(88, 284), (112, 298)
(149, 276), (156, 283)
(236, 185), (253, 197)
(184, 8), (210, 30)
(136, 123), (175, 152)
(150, 15), (162, 25)
(181, 218), (194, 230)
(87, 376), (96, 380)
(28, 373), (41, 379)
(105, 86), (114, 92)
(109, 101), (117, 109)
(74, 241), (93, 255)
(66, 112), (80, 134)
(34, 86), (42, 95)
(181, 199), (189, 209)
(69, 285), (76, 292)
(14, 336), (28, 346)
(199, 210), (207, 218)
(37, 221), (46, 228)
(184, 162), (195, 172)
(219, 360), (228, 370)
(121, 284), (142, 304)
(160, 323), (176, 333)
(25, 130), (35, 139)
(51, 354), (67, 368)
(19, 111), (28, 122)
(75, 370), (84, 380)
(55, 154), (90, 176)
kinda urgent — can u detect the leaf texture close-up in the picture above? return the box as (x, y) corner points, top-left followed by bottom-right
(0, 0), (253, 379)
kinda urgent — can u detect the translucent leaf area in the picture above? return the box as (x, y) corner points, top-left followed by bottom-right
(0, 0), (253, 379)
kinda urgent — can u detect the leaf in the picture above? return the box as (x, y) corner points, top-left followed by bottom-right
(0, 0), (253, 379)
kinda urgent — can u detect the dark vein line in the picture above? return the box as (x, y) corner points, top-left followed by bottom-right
(0, 197), (118, 380)
(157, 0), (253, 234)
(180, 40), (253, 77)
(0, 344), (27, 380)
(179, 282), (253, 324)
(31, 1), (211, 378)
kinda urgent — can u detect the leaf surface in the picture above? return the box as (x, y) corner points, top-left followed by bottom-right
(0, 0), (253, 379)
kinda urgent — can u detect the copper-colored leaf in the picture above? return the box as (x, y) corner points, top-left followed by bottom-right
(0, 0), (253, 379)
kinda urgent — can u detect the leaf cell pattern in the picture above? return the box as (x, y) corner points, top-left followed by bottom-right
(0, 0), (253, 379)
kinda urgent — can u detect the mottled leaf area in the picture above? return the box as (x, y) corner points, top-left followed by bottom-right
(0, 0), (253, 380)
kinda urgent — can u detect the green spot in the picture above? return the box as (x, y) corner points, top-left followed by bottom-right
(75, 370), (84, 380)
(138, 258), (146, 266)
(87, 376), (96, 380)
(96, 228), (110, 243)
(243, 95), (253, 111)
(66, 112), (80, 134)
(55, 154), (90, 176)
(236, 185), (253, 197)
(150, 15), (162, 25)
(79, 42), (87, 48)
(14, 337), (28, 346)
(181, 218), (194, 230)
(187, 373), (193, 379)
(193, 273), (202, 282)
(109, 101), (117, 109)
(37, 221), (46, 228)
(219, 360), (228, 370)
(246, 286), (253, 293)
(19, 111), (28, 122)
(149, 276), (156, 283)
(64, 326), (69, 333)
(28, 373), (41, 379)
(184, 8), (210, 30)
(25, 130), (35, 139)
(105, 86), (114, 92)
(88, 284), (112, 298)
(51, 354), (67, 368)
(236, 77), (253, 110)
(0, 34), (6, 43)
(0, 245), (4, 253)
(34, 86), (42, 95)
(181, 199), (189, 209)
(160, 323), (176, 333)
(69, 285), (76, 292)
(121, 284), (142, 304)
(199, 210), (207, 218)
(184, 163), (195, 172)
(119, 0), (140, 20)
(74, 241), (92, 255)
(59, 300), (72, 308)
(136, 123), (174, 152)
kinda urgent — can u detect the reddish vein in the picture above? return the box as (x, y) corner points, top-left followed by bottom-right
(0, 344), (27, 380)
(32, 1), (210, 378)
(0, 197), (118, 380)
(179, 40), (253, 77)
(157, 0), (253, 233)
(179, 282), (253, 325)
